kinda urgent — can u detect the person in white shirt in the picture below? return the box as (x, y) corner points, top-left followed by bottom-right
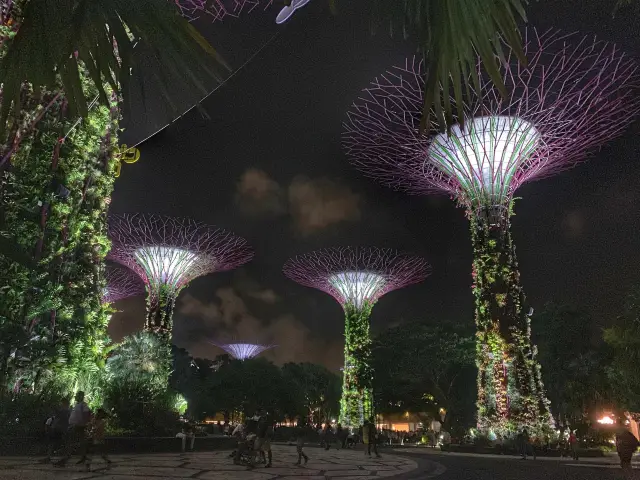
(55, 391), (92, 467)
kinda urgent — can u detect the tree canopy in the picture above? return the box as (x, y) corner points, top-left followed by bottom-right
(372, 322), (475, 426)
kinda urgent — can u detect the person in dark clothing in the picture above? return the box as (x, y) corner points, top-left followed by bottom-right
(517, 429), (536, 460)
(365, 417), (381, 458)
(42, 398), (70, 463)
(336, 424), (347, 449)
(255, 417), (274, 467)
(616, 429), (639, 470)
(295, 424), (309, 465)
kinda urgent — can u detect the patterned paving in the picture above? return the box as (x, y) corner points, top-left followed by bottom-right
(0, 446), (419, 480)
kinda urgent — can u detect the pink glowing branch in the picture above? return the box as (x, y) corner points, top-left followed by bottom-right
(108, 214), (253, 298)
(172, 0), (273, 22)
(283, 246), (430, 307)
(343, 29), (640, 208)
(103, 265), (146, 303)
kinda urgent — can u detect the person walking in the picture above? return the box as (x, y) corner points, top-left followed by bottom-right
(366, 417), (381, 458)
(55, 391), (92, 467)
(568, 430), (579, 460)
(518, 428), (536, 460)
(336, 423), (347, 449)
(42, 398), (70, 463)
(84, 409), (112, 471)
(616, 428), (639, 470)
(295, 423), (309, 465)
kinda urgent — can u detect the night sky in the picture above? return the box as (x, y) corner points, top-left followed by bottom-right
(109, 0), (640, 370)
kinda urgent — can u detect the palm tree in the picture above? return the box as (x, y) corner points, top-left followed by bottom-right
(0, 0), (529, 136)
(0, 0), (227, 141)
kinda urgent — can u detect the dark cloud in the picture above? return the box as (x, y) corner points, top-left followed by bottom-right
(175, 283), (343, 371)
(288, 175), (361, 236)
(235, 169), (362, 236)
(234, 168), (287, 216)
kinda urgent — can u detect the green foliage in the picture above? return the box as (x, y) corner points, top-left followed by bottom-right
(107, 332), (172, 393)
(281, 362), (341, 423)
(208, 357), (287, 418)
(372, 322), (475, 426)
(341, 301), (374, 427)
(604, 286), (640, 412)
(367, 0), (527, 130)
(534, 303), (611, 426)
(470, 206), (553, 437)
(0, 0), (228, 136)
(0, 388), (67, 436)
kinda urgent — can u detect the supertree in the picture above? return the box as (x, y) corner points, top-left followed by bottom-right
(343, 30), (640, 436)
(211, 342), (275, 360)
(103, 265), (146, 304)
(283, 246), (430, 427)
(108, 214), (253, 337)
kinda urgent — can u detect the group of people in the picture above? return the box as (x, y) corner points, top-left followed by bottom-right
(230, 410), (276, 468)
(42, 391), (111, 471)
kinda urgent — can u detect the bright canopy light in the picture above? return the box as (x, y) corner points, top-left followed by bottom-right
(343, 30), (640, 210)
(428, 116), (540, 205)
(134, 246), (198, 290)
(283, 247), (430, 308)
(214, 342), (274, 360)
(328, 271), (386, 308)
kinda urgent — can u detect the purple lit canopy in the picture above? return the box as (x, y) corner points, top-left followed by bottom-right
(283, 246), (430, 308)
(343, 30), (640, 209)
(211, 342), (275, 360)
(103, 265), (145, 304)
(108, 214), (253, 312)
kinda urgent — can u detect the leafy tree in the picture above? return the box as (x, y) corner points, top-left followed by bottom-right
(604, 287), (640, 412)
(106, 332), (171, 393)
(208, 357), (286, 419)
(533, 303), (611, 427)
(281, 362), (341, 424)
(372, 322), (475, 427)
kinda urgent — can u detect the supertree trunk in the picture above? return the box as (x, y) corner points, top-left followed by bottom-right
(470, 204), (552, 436)
(145, 285), (178, 336)
(340, 302), (375, 427)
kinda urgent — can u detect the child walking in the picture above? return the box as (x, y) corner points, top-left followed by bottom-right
(295, 424), (309, 465)
(84, 409), (112, 471)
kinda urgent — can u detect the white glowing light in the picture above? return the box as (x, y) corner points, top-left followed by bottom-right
(219, 343), (273, 360)
(597, 415), (615, 425)
(275, 0), (312, 24)
(328, 271), (386, 308)
(428, 116), (540, 204)
(134, 246), (197, 290)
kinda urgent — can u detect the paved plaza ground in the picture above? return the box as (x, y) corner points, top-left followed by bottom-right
(3, 445), (640, 480)
(0, 445), (423, 480)
(397, 448), (640, 479)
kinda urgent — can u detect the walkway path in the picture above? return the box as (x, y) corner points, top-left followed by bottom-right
(0, 446), (421, 480)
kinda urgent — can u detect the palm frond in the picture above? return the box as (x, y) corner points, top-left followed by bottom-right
(0, 0), (228, 135)
(370, 0), (527, 131)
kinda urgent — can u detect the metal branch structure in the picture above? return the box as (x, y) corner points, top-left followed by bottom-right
(343, 30), (640, 436)
(108, 214), (253, 336)
(103, 265), (146, 304)
(173, 0), (273, 22)
(284, 246), (430, 427)
(212, 342), (275, 360)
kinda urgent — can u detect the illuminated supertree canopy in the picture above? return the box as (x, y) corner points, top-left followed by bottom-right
(284, 246), (430, 427)
(211, 342), (275, 360)
(108, 214), (253, 336)
(103, 265), (146, 304)
(343, 30), (640, 436)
